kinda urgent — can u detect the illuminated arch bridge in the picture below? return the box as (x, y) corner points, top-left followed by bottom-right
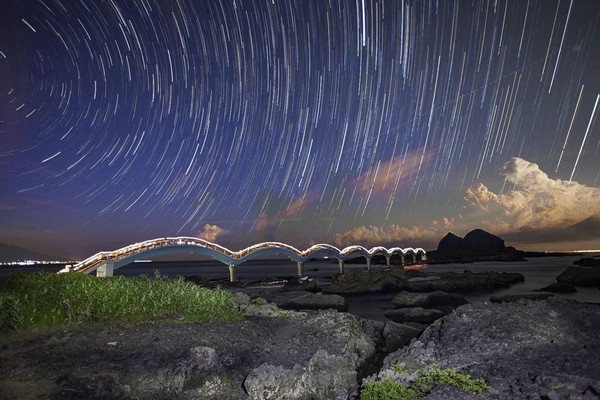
(59, 237), (426, 282)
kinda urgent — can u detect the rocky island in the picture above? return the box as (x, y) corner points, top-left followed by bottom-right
(426, 229), (527, 263)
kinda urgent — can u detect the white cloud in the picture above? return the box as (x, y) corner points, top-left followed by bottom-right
(466, 157), (600, 232)
(197, 224), (229, 242)
(332, 221), (445, 248)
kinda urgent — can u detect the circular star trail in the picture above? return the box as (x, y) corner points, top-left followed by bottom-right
(1, 0), (599, 257)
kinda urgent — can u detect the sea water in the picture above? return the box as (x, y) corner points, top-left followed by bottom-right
(2, 255), (598, 321)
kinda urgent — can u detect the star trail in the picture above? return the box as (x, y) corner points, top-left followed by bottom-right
(1, 0), (600, 258)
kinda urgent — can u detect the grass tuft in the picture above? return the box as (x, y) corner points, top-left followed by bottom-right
(360, 365), (489, 399)
(0, 272), (242, 333)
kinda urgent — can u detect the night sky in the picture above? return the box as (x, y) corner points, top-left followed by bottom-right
(1, 0), (600, 259)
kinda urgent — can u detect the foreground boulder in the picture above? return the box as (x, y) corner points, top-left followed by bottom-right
(0, 308), (375, 399)
(366, 297), (600, 399)
(244, 349), (356, 399)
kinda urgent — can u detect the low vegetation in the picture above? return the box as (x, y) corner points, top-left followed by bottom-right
(0, 272), (242, 334)
(360, 365), (489, 399)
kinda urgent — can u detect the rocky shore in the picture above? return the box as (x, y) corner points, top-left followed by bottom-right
(2, 253), (600, 399)
(369, 297), (600, 399)
(0, 294), (375, 400)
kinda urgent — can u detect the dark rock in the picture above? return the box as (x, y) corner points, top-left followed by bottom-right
(463, 229), (506, 252)
(383, 307), (445, 324)
(490, 294), (554, 303)
(535, 282), (577, 293)
(283, 277), (318, 292)
(392, 291), (468, 308)
(407, 276), (441, 282)
(243, 349), (357, 400)
(322, 269), (407, 294)
(428, 229), (526, 263)
(52, 373), (127, 400)
(369, 297), (600, 400)
(422, 384), (482, 399)
(361, 319), (385, 352)
(556, 266), (600, 287)
(382, 321), (424, 352)
(0, 310), (375, 400)
(405, 271), (524, 294)
(323, 269), (524, 295)
(573, 257), (600, 267)
(257, 291), (347, 311)
(473, 271), (525, 285)
(437, 232), (465, 254)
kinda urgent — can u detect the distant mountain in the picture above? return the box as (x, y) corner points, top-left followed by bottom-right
(0, 242), (64, 262)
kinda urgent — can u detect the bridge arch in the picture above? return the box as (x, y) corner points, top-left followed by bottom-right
(60, 236), (426, 281)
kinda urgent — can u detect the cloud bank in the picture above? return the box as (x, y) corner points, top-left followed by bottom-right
(466, 157), (600, 234)
(332, 219), (451, 248)
(333, 157), (600, 249)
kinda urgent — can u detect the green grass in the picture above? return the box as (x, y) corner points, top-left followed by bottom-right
(0, 272), (243, 333)
(360, 366), (489, 400)
(361, 379), (420, 400)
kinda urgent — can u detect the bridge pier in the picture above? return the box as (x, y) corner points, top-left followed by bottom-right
(228, 265), (237, 282)
(338, 259), (345, 274)
(385, 256), (391, 269)
(297, 261), (304, 277)
(366, 258), (372, 271)
(421, 253), (427, 263)
(97, 262), (114, 277)
(412, 253), (416, 264)
(400, 255), (406, 266)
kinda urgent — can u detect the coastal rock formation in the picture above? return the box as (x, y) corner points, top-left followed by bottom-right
(490, 293), (554, 303)
(556, 266), (600, 287)
(391, 290), (468, 308)
(436, 232), (465, 254)
(383, 307), (445, 324)
(404, 271), (524, 293)
(535, 282), (577, 293)
(367, 297), (600, 399)
(0, 307), (375, 399)
(428, 229), (525, 263)
(283, 276), (319, 292)
(323, 268), (524, 295)
(254, 290), (347, 311)
(463, 228), (506, 251)
(573, 257), (600, 267)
